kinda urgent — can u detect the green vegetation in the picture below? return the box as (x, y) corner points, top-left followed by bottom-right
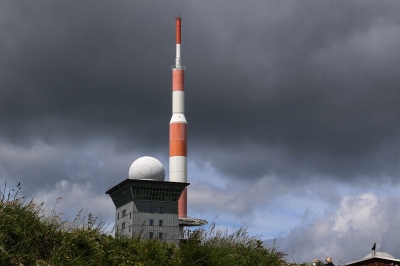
(0, 182), (286, 266)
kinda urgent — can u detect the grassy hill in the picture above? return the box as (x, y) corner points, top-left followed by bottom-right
(0, 182), (287, 266)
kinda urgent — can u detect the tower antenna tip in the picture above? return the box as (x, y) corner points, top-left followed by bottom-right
(175, 13), (182, 19)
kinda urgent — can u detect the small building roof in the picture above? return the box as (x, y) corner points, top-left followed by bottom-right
(179, 217), (208, 226)
(346, 252), (400, 266)
(363, 252), (396, 260)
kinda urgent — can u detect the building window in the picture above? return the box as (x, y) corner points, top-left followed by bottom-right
(159, 207), (163, 214)
(122, 222), (125, 230)
(149, 232), (154, 239)
(128, 226), (131, 233)
(159, 232), (163, 239)
(117, 213), (119, 219)
(159, 220), (163, 227)
(150, 206), (154, 213)
(131, 186), (182, 201)
(129, 213), (131, 219)
(122, 209), (126, 217)
(149, 219), (154, 226)
(116, 225), (119, 231)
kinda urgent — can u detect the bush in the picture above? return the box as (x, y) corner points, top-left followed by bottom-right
(0, 182), (62, 265)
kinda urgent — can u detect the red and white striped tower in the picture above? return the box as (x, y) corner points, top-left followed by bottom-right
(170, 15), (187, 218)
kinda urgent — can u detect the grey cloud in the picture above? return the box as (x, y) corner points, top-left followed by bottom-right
(270, 193), (400, 263)
(0, 141), (142, 193)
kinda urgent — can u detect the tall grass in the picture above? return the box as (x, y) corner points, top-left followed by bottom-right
(179, 222), (286, 266)
(0, 181), (286, 266)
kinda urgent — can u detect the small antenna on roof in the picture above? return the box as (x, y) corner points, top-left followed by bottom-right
(372, 243), (376, 257)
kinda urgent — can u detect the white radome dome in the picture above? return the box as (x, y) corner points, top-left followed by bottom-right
(129, 156), (165, 181)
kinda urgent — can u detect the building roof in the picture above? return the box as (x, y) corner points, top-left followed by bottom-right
(106, 179), (190, 208)
(363, 252), (396, 260)
(346, 252), (400, 266)
(105, 179), (189, 195)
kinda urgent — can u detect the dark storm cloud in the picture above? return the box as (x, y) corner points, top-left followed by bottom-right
(185, 1), (400, 183)
(1, 0), (400, 187)
(0, 1), (179, 149)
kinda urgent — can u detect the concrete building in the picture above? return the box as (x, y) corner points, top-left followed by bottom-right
(106, 178), (188, 244)
(106, 156), (206, 244)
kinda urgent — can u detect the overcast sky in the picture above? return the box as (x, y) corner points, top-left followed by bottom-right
(1, 0), (400, 263)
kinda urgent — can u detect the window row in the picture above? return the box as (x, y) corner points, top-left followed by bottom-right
(117, 220), (164, 230)
(116, 224), (131, 233)
(149, 219), (163, 227)
(131, 186), (182, 201)
(149, 232), (163, 239)
(117, 209), (131, 219)
(149, 206), (163, 214)
(118, 206), (164, 218)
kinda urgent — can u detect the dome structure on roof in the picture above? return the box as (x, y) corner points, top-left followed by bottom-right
(129, 156), (165, 181)
(363, 252), (395, 260)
